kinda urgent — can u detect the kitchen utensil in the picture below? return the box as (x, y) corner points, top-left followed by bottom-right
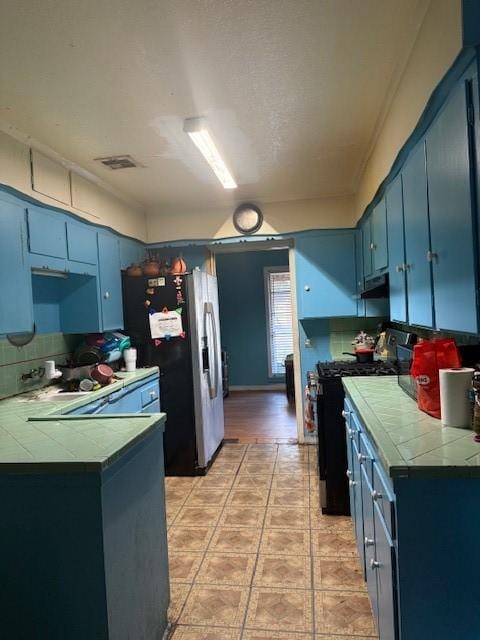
(142, 259), (161, 276)
(126, 263), (143, 277)
(342, 349), (375, 364)
(170, 256), (187, 274)
(73, 344), (103, 366)
(91, 364), (114, 386)
(58, 364), (93, 382)
(79, 378), (95, 392)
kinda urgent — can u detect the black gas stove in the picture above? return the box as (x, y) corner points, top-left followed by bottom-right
(312, 329), (413, 517)
(316, 359), (398, 378)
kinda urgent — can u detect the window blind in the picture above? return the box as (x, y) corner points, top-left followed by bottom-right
(266, 269), (293, 376)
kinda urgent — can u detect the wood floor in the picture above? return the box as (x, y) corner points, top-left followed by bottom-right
(223, 390), (297, 443)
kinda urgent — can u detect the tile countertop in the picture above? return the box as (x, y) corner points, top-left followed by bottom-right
(343, 377), (480, 479)
(0, 367), (165, 473)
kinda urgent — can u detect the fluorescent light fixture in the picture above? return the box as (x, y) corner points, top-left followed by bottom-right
(184, 117), (237, 189)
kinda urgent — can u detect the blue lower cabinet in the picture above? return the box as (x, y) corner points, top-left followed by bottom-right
(374, 505), (398, 640)
(69, 376), (160, 417)
(351, 439), (366, 575)
(0, 421), (169, 640)
(345, 399), (398, 639)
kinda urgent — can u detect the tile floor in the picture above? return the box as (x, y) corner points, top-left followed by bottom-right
(165, 443), (378, 639)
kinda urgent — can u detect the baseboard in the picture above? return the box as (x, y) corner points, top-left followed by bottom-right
(229, 384), (286, 391)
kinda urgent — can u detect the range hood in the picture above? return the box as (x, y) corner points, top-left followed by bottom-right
(360, 273), (389, 299)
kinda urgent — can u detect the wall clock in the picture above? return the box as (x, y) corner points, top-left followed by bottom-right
(232, 203), (263, 235)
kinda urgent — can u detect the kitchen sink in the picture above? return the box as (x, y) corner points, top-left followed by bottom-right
(15, 386), (91, 402)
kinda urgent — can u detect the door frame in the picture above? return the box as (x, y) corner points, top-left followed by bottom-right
(208, 239), (304, 443)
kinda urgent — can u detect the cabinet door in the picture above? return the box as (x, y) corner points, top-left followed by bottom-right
(402, 143), (433, 328)
(361, 465), (377, 615)
(355, 230), (365, 317)
(97, 232), (124, 331)
(296, 233), (357, 318)
(352, 440), (365, 575)
(374, 505), (398, 640)
(0, 200), (34, 334)
(362, 217), (373, 278)
(371, 199), (388, 271)
(426, 80), (478, 333)
(67, 221), (97, 265)
(27, 206), (67, 259)
(386, 176), (407, 322)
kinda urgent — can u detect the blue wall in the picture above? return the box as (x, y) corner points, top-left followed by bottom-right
(216, 249), (289, 386)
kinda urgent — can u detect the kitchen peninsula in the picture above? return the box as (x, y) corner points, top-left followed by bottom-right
(0, 368), (169, 640)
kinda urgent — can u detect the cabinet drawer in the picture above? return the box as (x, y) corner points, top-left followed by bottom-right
(373, 462), (396, 539)
(141, 383), (159, 408)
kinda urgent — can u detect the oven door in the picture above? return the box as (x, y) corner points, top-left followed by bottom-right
(316, 381), (327, 509)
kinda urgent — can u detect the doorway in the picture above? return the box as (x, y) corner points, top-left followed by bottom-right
(212, 242), (298, 443)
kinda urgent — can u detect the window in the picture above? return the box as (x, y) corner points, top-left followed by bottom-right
(265, 267), (293, 377)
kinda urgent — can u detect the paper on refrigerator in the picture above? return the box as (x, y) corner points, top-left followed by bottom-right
(149, 309), (183, 339)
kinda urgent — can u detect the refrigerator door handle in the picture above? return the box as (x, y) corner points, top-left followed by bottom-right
(204, 302), (219, 399)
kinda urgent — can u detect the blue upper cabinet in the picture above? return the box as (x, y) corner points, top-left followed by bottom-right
(426, 78), (478, 334)
(371, 198), (388, 272)
(0, 200), (34, 334)
(386, 175), (407, 323)
(120, 237), (145, 270)
(26, 206), (67, 259)
(97, 232), (124, 331)
(362, 215), (373, 278)
(402, 142), (433, 328)
(66, 220), (98, 265)
(296, 232), (357, 318)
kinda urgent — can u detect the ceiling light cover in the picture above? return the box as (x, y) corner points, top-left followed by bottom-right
(184, 117), (237, 189)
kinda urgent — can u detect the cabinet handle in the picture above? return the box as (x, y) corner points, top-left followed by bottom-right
(346, 470), (352, 478)
(372, 490), (383, 501)
(370, 559), (380, 570)
(104, 291), (110, 299)
(349, 480), (357, 488)
(358, 453), (367, 463)
(150, 390), (156, 399)
(364, 537), (374, 547)
(404, 263), (410, 271)
(395, 264), (404, 273)
(342, 410), (350, 419)
(370, 243), (376, 251)
(427, 250), (438, 262)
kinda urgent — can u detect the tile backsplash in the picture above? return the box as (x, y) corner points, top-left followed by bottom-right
(329, 317), (385, 359)
(0, 333), (77, 399)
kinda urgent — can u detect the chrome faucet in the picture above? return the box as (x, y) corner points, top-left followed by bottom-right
(21, 367), (45, 381)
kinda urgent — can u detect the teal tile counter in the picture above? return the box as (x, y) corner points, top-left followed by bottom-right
(342, 377), (480, 478)
(0, 367), (165, 472)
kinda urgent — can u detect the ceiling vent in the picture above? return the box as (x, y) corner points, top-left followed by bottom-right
(94, 155), (139, 170)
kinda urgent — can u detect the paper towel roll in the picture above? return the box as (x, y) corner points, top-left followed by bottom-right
(439, 368), (474, 428)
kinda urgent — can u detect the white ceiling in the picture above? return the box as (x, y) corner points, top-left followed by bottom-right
(0, 0), (426, 213)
